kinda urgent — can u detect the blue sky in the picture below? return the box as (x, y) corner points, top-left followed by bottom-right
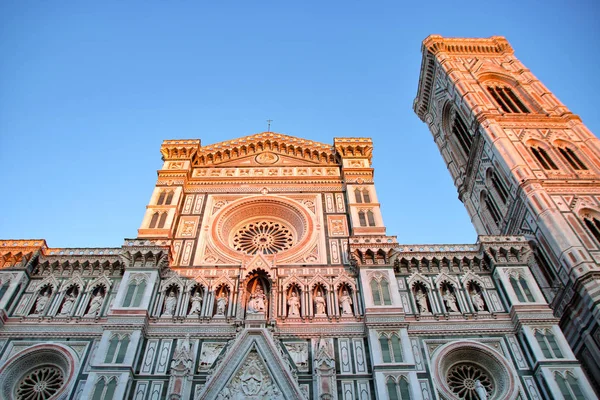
(1, 1), (598, 248)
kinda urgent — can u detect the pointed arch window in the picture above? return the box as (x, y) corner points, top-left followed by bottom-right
(558, 147), (588, 171)
(122, 279), (146, 308)
(371, 278), (392, 306)
(487, 86), (530, 113)
(490, 170), (509, 204)
(104, 334), (130, 364)
(482, 191), (502, 226)
(358, 211), (367, 227)
(149, 212), (160, 228)
(379, 333), (403, 363)
(92, 377), (117, 400)
(157, 191), (166, 205)
(367, 210), (376, 226)
(387, 376), (411, 400)
(555, 372), (585, 400)
(362, 190), (371, 203)
(509, 274), (535, 302)
(354, 188), (363, 203)
(530, 146), (558, 170)
(535, 329), (563, 358)
(583, 217), (600, 243)
(157, 190), (174, 205)
(452, 112), (472, 157)
(158, 212), (168, 229)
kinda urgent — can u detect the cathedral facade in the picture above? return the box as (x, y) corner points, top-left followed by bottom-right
(0, 36), (598, 400)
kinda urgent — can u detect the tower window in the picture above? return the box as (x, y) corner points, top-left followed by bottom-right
(165, 191), (174, 204)
(558, 147), (587, 170)
(354, 188), (363, 203)
(555, 373), (585, 400)
(452, 113), (472, 157)
(157, 190), (174, 205)
(367, 210), (376, 226)
(387, 377), (411, 400)
(535, 329), (563, 358)
(583, 217), (600, 243)
(149, 212), (159, 228)
(158, 212), (168, 229)
(358, 211), (367, 227)
(509, 274), (535, 302)
(363, 190), (371, 203)
(483, 192), (502, 226)
(379, 334), (403, 363)
(530, 146), (558, 170)
(487, 86), (530, 113)
(104, 335), (130, 364)
(92, 377), (117, 400)
(490, 171), (509, 204)
(370, 278), (392, 306)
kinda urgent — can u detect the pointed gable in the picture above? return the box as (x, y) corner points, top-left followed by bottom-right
(192, 132), (337, 167)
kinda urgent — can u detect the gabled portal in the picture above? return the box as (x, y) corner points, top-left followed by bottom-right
(198, 328), (304, 400)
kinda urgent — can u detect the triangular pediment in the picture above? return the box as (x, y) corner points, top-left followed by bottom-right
(198, 329), (304, 400)
(192, 132), (337, 167)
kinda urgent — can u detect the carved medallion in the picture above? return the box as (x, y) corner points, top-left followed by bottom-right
(255, 152), (279, 165)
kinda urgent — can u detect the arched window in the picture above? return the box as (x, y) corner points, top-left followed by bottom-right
(358, 211), (367, 227)
(165, 191), (174, 205)
(583, 217), (600, 243)
(158, 212), (168, 229)
(371, 279), (382, 305)
(530, 146), (558, 170)
(367, 210), (376, 226)
(104, 335), (130, 364)
(555, 372), (585, 400)
(370, 278), (391, 306)
(535, 329), (563, 359)
(379, 334), (403, 363)
(489, 170), (509, 204)
(92, 377), (117, 400)
(481, 191), (502, 227)
(122, 279), (146, 308)
(354, 188), (363, 203)
(386, 377), (411, 400)
(486, 86), (530, 113)
(509, 274), (535, 302)
(558, 147), (587, 171)
(452, 112), (472, 157)
(149, 212), (159, 228)
(363, 190), (371, 203)
(387, 378), (400, 400)
(157, 191), (166, 205)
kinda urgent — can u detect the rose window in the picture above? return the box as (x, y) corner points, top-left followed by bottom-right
(447, 363), (493, 400)
(232, 221), (294, 255)
(16, 366), (64, 400)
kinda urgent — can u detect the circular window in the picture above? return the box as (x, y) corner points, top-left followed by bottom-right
(16, 365), (64, 400)
(447, 363), (493, 400)
(0, 344), (77, 400)
(430, 340), (519, 400)
(232, 220), (294, 255)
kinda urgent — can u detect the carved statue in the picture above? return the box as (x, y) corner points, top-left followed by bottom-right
(84, 293), (104, 318)
(287, 291), (300, 317)
(247, 287), (266, 314)
(215, 292), (227, 316)
(33, 291), (50, 315)
(474, 380), (488, 399)
(443, 290), (459, 313)
(471, 290), (486, 311)
(285, 343), (309, 371)
(339, 290), (353, 315)
(163, 291), (177, 316)
(415, 289), (429, 313)
(58, 293), (76, 316)
(189, 292), (202, 315)
(314, 292), (326, 315)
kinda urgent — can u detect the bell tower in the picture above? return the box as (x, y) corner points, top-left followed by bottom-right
(414, 35), (600, 387)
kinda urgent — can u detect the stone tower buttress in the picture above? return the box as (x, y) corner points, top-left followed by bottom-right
(414, 35), (600, 388)
(137, 140), (200, 239)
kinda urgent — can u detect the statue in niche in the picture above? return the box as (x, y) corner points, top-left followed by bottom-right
(33, 291), (50, 315)
(285, 343), (308, 371)
(287, 291), (300, 317)
(471, 289), (486, 311)
(215, 292), (227, 316)
(84, 292), (104, 318)
(314, 291), (327, 315)
(163, 291), (177, 316)
(415, 289), (429, 313)
(339, 290), (353, 315)
(58, 292), (77, 316)
(188, 291), (203, 316)
(474, 380), (488, 399)
(247, 287), (266, 314)
(442, 288), (459, 313)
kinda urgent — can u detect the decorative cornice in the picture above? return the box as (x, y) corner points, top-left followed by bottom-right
(422, 35), (513, 57)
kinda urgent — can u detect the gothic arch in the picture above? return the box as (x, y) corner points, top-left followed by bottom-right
(86, 275), (112, 292)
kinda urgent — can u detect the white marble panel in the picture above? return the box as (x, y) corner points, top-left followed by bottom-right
(154, 339), (173, 374)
